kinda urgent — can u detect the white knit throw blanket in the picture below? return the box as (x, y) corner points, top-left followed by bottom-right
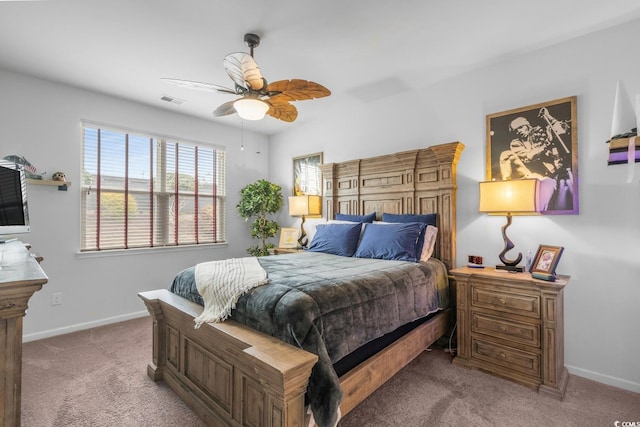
(193, 257), (269, 328)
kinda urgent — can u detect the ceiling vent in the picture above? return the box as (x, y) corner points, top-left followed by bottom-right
(160, 95), (185, 105)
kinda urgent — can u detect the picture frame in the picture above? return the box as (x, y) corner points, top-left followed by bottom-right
(531, 245), (564, 275)
(486, 96), (578, 215)
(278, 227), (299, 249)
(293, 152), (323, 196)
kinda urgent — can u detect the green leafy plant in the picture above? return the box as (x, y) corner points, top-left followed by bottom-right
(236, 179), (284, 256)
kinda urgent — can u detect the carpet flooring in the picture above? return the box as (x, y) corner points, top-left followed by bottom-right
(21, 316), (640, 426)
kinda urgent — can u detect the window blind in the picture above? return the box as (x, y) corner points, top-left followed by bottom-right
(81, 125), (226, 251)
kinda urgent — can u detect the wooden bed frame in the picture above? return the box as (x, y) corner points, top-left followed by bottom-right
(139, 141), (464, 427)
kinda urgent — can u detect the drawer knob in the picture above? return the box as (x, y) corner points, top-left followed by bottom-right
(499, 352), (506, 359)
(499, 298), (507, 305)
(499, 325), (507, 332)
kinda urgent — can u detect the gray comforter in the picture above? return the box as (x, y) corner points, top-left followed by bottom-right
(169, 251), (449, 427)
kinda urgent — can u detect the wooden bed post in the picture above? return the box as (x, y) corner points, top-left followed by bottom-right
(320, 162), (336, 220)
(140, 296), (166, 381)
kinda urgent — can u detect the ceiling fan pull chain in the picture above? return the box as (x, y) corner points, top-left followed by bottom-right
(240, 119), (244, 151)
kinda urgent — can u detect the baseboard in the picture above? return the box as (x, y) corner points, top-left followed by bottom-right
(23, 310), (150, 343)
(567, 364), (640, 394)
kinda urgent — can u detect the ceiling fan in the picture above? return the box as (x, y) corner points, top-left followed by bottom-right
(162, 33), (331, 122)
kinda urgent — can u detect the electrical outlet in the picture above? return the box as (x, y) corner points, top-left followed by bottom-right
(51, 292), (63, 306)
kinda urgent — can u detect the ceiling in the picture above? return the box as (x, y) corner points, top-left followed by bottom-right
(2, 0), (640, 136)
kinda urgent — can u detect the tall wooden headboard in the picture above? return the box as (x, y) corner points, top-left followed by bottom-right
(319, 141), (464, 269)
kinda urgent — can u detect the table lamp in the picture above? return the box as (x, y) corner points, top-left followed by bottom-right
(479, 179), (540, 272)
(288, 195), (321, 247)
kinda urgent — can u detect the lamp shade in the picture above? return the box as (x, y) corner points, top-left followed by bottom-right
(234, 97), (269, 120)
(288, 195), (322, 216)
(479, 179), (540, 214)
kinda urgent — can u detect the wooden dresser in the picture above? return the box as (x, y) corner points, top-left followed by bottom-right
(0, 240), (48, 426)
(449, 266), (570, 399)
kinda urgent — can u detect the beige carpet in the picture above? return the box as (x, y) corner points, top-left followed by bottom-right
(22, 316), (640, 427)
(340, 349), (640, 426)
(22, 316), (204, 427)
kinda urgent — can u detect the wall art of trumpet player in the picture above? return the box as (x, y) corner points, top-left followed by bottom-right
(486, 96), (578, 215)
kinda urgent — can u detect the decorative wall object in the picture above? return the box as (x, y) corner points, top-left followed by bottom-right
(293, 152), (323, 196)
(486, 96), (578, 215)
(606, 81), (639, 183)
(51, 171), (66, 182)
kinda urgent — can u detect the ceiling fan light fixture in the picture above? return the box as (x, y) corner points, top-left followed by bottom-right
(165, 32), (329, 123)
(234, 98), (269, 120)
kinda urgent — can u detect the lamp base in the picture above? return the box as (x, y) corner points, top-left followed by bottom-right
(297, 215), (308, 248)
(496, 264), (524, 273)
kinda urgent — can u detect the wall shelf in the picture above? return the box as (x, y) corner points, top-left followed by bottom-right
(26, 179), (71, 191)
(607, 136), (639, 165)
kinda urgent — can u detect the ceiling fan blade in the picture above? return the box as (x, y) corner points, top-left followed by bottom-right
(265, 79), (331, 102)
(213, 100), (237, 117)
(264, 100), (298, 122)
(162, 78), (237, 94)
(224, 52), (265, 91)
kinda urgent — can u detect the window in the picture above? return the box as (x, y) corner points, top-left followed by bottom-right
(81, 123), (226, 251)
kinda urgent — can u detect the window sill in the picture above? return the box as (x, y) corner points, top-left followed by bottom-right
(76, 242), (228, 259)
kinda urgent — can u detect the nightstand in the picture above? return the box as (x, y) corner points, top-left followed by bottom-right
(269, 247), (305, 255)
(449, 267), (570, 400)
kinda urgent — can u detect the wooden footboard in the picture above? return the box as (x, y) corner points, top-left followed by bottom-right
(139, 289), (449, 427)
(139, 289), (317, 427)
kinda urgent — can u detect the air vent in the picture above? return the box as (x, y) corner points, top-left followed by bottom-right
(160, 95), (185, 105)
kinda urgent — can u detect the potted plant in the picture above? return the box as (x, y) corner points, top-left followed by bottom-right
(236, 179), (284, 256)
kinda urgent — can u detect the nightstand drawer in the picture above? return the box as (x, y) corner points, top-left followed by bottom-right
(472, 312), (540, 347)
(472, 338), (541, 378)
(471, 285), (540, 318)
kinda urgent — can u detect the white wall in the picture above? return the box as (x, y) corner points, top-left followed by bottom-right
(0, 69), (271, 339)
(270, 21), (640, 392)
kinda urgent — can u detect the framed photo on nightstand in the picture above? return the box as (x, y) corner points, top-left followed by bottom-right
(278, 227), (299, 249)
(531, 245), (564, 279)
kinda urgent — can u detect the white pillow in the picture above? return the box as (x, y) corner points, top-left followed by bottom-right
(420, 225), (438, 262)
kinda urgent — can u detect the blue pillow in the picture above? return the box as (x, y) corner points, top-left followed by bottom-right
(381, 213), (437, 259)
(381, 213), (437, 227)
(306, 223), (362, 257)
(335, 212), (376, 223)
(354, 222), (426, 262)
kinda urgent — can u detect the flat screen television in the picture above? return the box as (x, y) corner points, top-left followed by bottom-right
(0, 159), (30, 239)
